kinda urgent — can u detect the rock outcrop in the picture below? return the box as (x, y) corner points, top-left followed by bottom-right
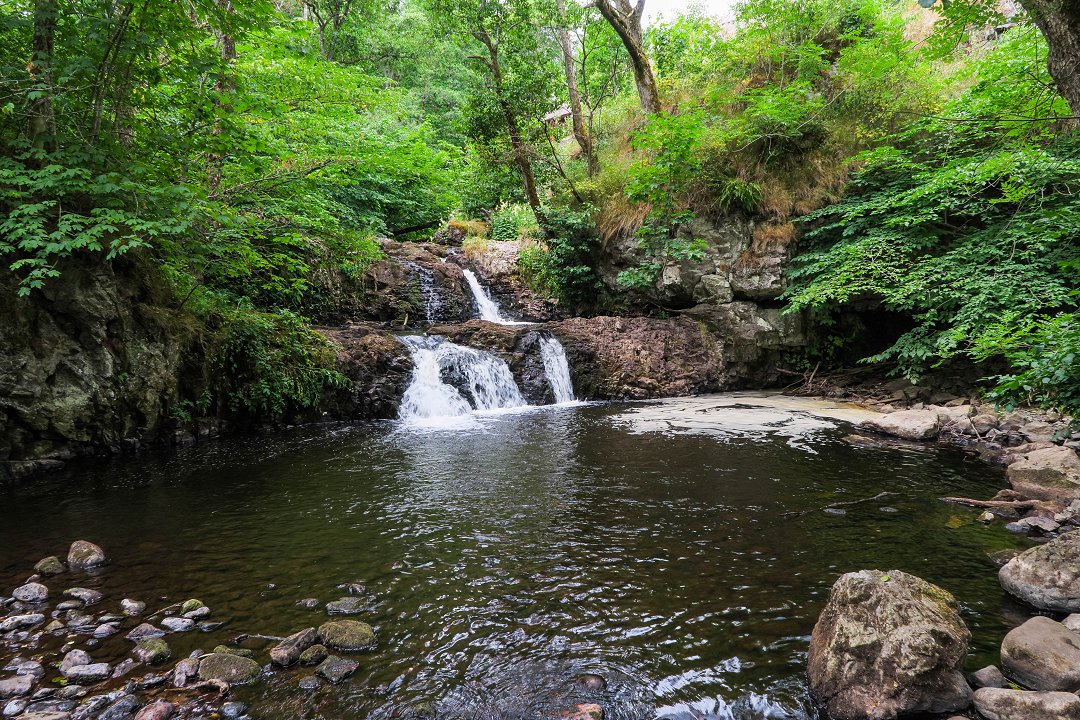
(807, 570), (972, 720)
(1006, 446), (1080, 500)
(999, 531), (1080, 612)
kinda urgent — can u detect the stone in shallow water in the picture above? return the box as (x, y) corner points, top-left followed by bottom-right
(561, 704), (603, 720)
(63, 663), (110, 685)
(125, 623), (164, 641)
(0, 614), (44, 632)
(197, 653), (261, 685)
(133, 700), (174, 720)
(317, 620), (375, 652)
(98, 694), (142, 720)
(0, 675), (33, 699)
(297, 598), (318, 609)
(299, 644), (328, 666)
(93, 623), (119, 638)
(67, 541), (107, 570)
(63, 588), (102, 606)
(298, 676), (321, 691)
(12, 584), (48, 604)
(1000, 616), (1080, 692)
(2, 698), (28, 716)
(121, 599), (146, 616)
(133, 638), (171, 665)
(213, 646), (254, 659)
(325, 597), (365, 615)
(221, 701), (246, 718)
(315, 656), (357, 684)
(33, 557), (64, 577)
(969, 665), (1007, 689)
(270, 628), (317, 667)
(159, 617), (194, 633)
(973, 687), (1080, 720)
(999, 531), (1080, 612)
(574, 674), (607, 691)
(59, 650), (90, 675)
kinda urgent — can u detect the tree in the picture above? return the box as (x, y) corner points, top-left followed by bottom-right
(1015, 0), (1080, 114)
(555, 0), (597, 174)
(593, 0), (659, 114)
(28, 0), (57, 152)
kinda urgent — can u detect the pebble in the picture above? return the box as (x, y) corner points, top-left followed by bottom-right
(222, 701), (247, 718)
(125, 623), (165, 641)
(2, 699), (27, 716)
(0, 614), (45, 632)
(11, 584), (48, 604)
(120, 599), (146, 617)
(297, 598), (319, 609)
(64, 588), (103, 606)
(160, 617), (194, 633)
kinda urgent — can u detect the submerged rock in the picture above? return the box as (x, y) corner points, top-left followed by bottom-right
(197, 653), (261, 685)
(317, 620), (375, 652)
(1000, 616), (1080, 692)
(299, 644), (328, 666)
(999, 531), (1080, 612)
(67, 541), (107, 570)
(133, 638), (171, 665)
(973, 687), (1080, 720)
(315, 656), (358, 684)
(325, 597), (365, 615)
(270, 628), (317, 667)
(807, 569), (971, 719)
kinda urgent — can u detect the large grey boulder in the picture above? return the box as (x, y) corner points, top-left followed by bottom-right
(973, 687), (1080, 720)
(999, 531), (1080, 612)
(1000, 616), (1080, 691)
(1007, 446), (1080, 500)
(860, 410), (941, 441)
(67, 541), (107, 570)
(807, 569), (972, 719)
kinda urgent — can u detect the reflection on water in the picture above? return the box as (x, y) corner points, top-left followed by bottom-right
(0, 396), (1029, 719)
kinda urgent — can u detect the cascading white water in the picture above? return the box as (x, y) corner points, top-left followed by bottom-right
(462, 268), (526, 325)
(403, 261), (441, 325)
(398, 335), (526, 423)
(539, 336), (575, 404)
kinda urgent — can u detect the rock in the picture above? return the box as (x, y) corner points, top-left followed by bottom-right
(860, 409), (941, 441)
(3, 698), (28, 716)
(66, 541), (106, 570)
(317, 620), (375, 652)
(97, 694), (142, 720)
(17, 713), (71, 720)
(270, 628), (317, 667)
(0, 675), (33, 699)
(807, 569), (972, 719)
(299, 644), (328, 666)
(973, 687), (1080, 720)
(171, 658), (198, 688)
(298, 676), (321, 691)
(11, 661), (42, 681)
(1007, 447), (1080, 500)
(93, 623), (119, 638)
(120, 599), (145, 617)
(62, 663), (110, 685)
(1064, 614), (1080, 633)
(63, 588), (102, 606)
(56, 600), (82, 611)
(159, 617), (193, 633)
(325, 597), (365, 615)
(999, 531), (1080, 612)
(297, 598), (319, 609)
(110, 659), (137, 679)
(1017, 515), (1061, 533)
(315, 656), (357, 684)
(0, 614), (44, 631)
(221, 701), (246, 718)
(212, 646), (254, 659)
(969, 665), (1007, 689)
(561, 704), (604, 720)
(181, 605), (209, 620)
(1000, 616), (1080, 691)
(33, 557), (64, 577)
(124, 624), (164, 641)
(133, 638), (171, 665)
(179, 599), (205, 615)
(59, 650), (91, 675)
(44, 620), (64, 633)
(12, 583), (48, 603)
(133, 700), (174, 720)
(575, 674), (607, 691)
(197, 653), (261, 685)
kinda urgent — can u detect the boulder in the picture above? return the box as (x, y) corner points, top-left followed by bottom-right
(315, 656), (358, 684)
(860, 409), (941, 441)
(33, 557), (64, 576)
(1000, 616), (1080, 691)
(270, 628), (317, 667)
(299, 644), (328, 666)
(999, 531), (1080, 612)
(197, 653), (261, 685)
(67, 541), (107, 570)
(973, 687), (1080, 720)
(11, 583), (48, 603)
(318, 620), (375, 652)
(1007, 447), (1080, 500)
(807, 569), (972, 719)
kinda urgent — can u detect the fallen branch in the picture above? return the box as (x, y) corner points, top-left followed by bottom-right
(941, 496), (1043, 511)
(783, 491), (896, 517)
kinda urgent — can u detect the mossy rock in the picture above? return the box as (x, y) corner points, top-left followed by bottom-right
(212, 645), (255, 659)
(198, 653), (261, 685)
(34, 556), (65, 576)
(317, 620), (375, 652)
(134, 637), (172, 664)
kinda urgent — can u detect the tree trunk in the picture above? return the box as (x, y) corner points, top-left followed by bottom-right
(476, 29), (543, 223)
(209, 0), (237, 188)
(555, 0), (597, 175)
(594, 0), (660, 115)
(1022, 0), (1080, 116)
(28, 0), (57, 152)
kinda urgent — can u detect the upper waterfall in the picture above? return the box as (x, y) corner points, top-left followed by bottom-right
(462, 268), (527, 325)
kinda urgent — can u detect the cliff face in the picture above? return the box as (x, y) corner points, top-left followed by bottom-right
(0, 258), (193, 480)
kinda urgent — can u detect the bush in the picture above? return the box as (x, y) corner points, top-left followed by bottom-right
(517, 206), (601, 305)
(490, 203), (537, 242)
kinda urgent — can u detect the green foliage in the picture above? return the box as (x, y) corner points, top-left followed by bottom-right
(987, 314), (1080, 413)
(490, 202), (537, 241)
(518, 205), (601, 305)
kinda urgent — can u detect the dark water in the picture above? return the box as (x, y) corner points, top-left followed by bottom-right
(0, 396), (1031, 719)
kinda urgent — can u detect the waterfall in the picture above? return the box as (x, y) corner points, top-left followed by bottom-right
(539, 336), (575, 404)
(462, 268), (526, 325)
(403, 261), (441, 326)
(398, 336), (526, 424)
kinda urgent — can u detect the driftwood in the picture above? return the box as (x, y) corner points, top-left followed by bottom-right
(783, 491), (896, 517)
(941, 496), (1060, 513)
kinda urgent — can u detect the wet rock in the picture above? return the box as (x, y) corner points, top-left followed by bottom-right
(1000, 616), (1080, 691)
(196, 621), (223, 632)
(124, 624), (164, 641)
(221, 701), (246, 718)
(317, 620), (375, 652)
(0, 675), (33, 698)
(133, 638), (171, 665)
(12, 661), (43, 681)
(299, 644), (328, 666)
(3, 698), (28, 716)
(18, 713), (71, 720)
(197, 653), (261, 685)
(860, 409), (940, 441)
(171, 659), (198, 688)
(12, 584), (48, 603)
(999, 531), (1080, 612)
(807, 569), (972, 719)
(969, 665), (1007, 689)
(63, 663), (110, 685)
(0, 614), (45, 631)
(72, 694), (109, 717)
(179, 599), (205, 615)
(34, 557), (64, 577)
(60, 650), (91, 675)
(63, 588), (101, 606)
(120, 600), (145, 617)
(338, 582), (366, 595)
(325, 597), (365, 615)
(212, 646), (254, 659)
(67, 542), (106, 570)
(159, 618), (193, 633)
(93, 623), (119, 638)
(97, 694), (141, 720)
(298, 676), (321, 691)
(973, 687), (1080, 720)
(270, 628), (317, 667)
(297, 598), (319, 609)
(560, 704), (604, 720)
(1007, 446), (1080, 500)
(110, 660), (137, 679)
(133, 700), (173, 720)
(182, 606), (210, 620)
(574, 674), (607, 692)
(315, 656), (357, 684)
(44, 620), (64, 633)
(56, 600), (82, 611)
(1016, 516), (1061, 534)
